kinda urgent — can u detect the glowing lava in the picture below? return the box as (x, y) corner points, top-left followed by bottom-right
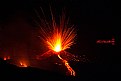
(19, 61), (27, 67)
(4, 57), (7, 60)
(3, 56), (10, 60)
(45, 26), (76, 76)
(45, 25), (76, 76)
(35, 8), (77, 76)
(58, 54), (75, 76)
(47, 37), (62, 52)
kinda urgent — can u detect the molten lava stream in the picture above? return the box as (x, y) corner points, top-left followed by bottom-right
(57, 54), (75, 76)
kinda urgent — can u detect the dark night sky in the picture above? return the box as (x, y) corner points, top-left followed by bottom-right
(0, 0), (120, 72)
(0, 0), (120, 81)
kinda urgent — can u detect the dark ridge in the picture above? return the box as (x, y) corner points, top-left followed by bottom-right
(0, 58), (120, 81)
(0, 58), (74, 81)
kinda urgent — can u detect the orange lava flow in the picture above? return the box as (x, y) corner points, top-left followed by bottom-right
(58, 54), (75, 76)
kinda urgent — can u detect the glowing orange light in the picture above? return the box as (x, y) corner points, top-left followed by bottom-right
(58, 55), (75, 76)
(3, 56), (10, 60)
(4, 57), (7, 60)
(47, 37), (62, 52)
(36, 8), (76, 76)
(19, 61), (27, 67)
(45, 26), (76, 53)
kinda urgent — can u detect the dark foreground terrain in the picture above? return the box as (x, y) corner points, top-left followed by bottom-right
(0, 56), (120, 81)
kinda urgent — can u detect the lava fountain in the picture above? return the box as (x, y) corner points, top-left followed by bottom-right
(35, 8), (78, 76)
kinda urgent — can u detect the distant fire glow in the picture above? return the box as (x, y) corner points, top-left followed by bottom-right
(3, 56), (10, 60)
(36, 8), (77, 76)
(19, 61), (28, 67)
